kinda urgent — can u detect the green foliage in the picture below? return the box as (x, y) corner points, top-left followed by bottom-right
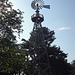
(0, 38), (27, 74)
(0, 0), (28, 74)
(0, 0), (23, 38)
(71, 60), (75, 75)
(71, 60), (75, 66)
(26, 27), (71, 75)
(30, 27), (55, 47)
(47, 46), (71, 75)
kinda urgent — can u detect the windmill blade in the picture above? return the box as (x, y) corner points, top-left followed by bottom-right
(31, 1), (36, 10)
(43, 5), (50, 9)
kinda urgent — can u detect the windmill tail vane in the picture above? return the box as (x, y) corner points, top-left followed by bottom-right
(43, 5), (50, 9)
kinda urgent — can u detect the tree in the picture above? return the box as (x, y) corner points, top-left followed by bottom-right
(24, 27), (71, 75)
(71, 60), (75, 75)
(0, 0), (27, 74)
(0, 38), (27, 74)
(0, 0), (23, 39)
(47, 46), (71, 75)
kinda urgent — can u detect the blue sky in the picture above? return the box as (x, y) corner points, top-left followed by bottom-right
(9, 0), (75, 63)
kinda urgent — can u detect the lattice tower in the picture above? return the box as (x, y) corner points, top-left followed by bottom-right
(29, 2), (52, 75)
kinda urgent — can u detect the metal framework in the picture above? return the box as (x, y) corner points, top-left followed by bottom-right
(29, 0), (52, 75)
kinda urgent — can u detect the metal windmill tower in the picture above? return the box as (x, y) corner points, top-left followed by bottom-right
(29, 0), (52, 75)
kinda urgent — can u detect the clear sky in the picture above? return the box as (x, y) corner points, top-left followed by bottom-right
(9, 0), (75, 63)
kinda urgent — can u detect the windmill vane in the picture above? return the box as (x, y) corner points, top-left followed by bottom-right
(31, 0), (50, 10)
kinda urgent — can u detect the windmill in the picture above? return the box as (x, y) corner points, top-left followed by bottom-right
(29, 0), (52, 75)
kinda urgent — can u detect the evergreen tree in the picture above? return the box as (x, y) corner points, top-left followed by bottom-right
(47, 46), (71, 75)
(71, 60), (75, 75)
(24, 27), (71, 75)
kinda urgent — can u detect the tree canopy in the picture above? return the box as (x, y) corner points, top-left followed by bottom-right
(0, 0), (23, 39)
(22, 27), (71, 75)
(70, 60), (75, 75)
(0, 0), (27, 75)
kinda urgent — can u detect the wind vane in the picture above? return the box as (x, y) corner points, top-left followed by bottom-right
(31, 0), (50, 10)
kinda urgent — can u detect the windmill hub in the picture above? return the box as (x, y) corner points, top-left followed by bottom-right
(31, 0), (44, 10)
